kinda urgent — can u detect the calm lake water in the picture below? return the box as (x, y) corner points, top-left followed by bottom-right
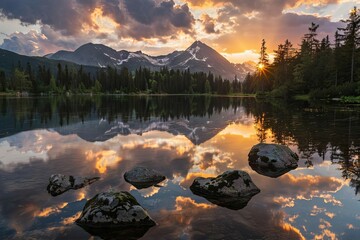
(0, 96), (359, 240)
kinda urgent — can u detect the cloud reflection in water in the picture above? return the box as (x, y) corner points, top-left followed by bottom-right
(0, 118), (359, 239)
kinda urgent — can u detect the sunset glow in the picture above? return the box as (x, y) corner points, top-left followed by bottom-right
(0, 0), (357, 62)
(258, 63), (265, 70)
(1, 2), (360, 239)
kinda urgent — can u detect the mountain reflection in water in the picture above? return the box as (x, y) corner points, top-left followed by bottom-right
(0, 96), (359, 240)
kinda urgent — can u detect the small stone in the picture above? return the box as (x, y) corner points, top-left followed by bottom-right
(248, 143), (299, 178)
(124, 166), (166, 189)
(46, 174), (100, 196)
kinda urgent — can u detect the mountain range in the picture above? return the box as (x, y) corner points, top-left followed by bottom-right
(0, 41), (255, 80)
(47, 41), (255, 80)
(0, 102), (251, 145)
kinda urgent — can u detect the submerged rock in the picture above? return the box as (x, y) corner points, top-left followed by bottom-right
(190, 170), (260, 210)
(124, 166), (166, 189)
(76, 191), (155, 240)
(248, 143), (299, 178)
(47, 174), (100, 196)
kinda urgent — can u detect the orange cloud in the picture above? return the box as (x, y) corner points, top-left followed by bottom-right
(61, 211), (82, 226)
(314, 229), (337, 240)
(281, 222), (306, 240)
(36, 203), (68, 218)
(85, 150), (122, 174)
(274, 196), (295, 208)
(183, 0), (222, 7)
(175, 196), (215, 210)
(83, 7), (120, 34)
(289, 0), (339, 9)
(325, 212), (336, 219)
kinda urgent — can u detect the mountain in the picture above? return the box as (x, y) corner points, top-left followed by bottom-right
(167, 41), (242, 80)
(54, 106), (251, 145)
(0, 48), (98, 77)
(233, 61), (257, 75)
(0, 103), (250, 145)
(49, 41), (254, 80)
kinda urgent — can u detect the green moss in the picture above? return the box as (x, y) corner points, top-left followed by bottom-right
(293, 94), (310, 101)
(341, 96), (360, 103)
(114, 192), (139, 206)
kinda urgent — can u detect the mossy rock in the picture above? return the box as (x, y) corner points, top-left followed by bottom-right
(190, 170), (260, 210)
(248, 143), (298, 178)
(76, 191), (156, 228)
(47, 174), (99, 197)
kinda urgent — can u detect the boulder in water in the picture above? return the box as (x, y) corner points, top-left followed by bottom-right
(76, 191), (155, 239)
(248, 143), (298, 178)
(124, 167), (166, 189)
(190, 170), (260, 210)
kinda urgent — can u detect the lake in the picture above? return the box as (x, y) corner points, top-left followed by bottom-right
(0, 95), (359, 240)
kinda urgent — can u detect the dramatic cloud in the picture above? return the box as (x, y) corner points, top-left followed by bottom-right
(185, 0), (339, 12)
(0, 0), (354, 63)
(122, 0), (195, 39)
(0, 26), (86, 55)
(212, 3), (342, 53)
(200, 14), (219, 34)
(0, 0), (195, 38)
(0, 0), (93, 35)
(0, 0), (195, 55)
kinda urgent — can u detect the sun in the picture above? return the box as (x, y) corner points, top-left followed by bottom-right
(258, 63), (265, 70)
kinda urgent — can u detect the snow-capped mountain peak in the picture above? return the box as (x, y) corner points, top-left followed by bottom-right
(49, 41), (255, 80)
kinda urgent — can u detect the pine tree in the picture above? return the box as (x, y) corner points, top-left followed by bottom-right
(0, 70), (6, 92)
(304, 22), (320, 55)
(257, 39), (269, 92)
(337, 6), (360, 83)
(258, 39), (269, 68)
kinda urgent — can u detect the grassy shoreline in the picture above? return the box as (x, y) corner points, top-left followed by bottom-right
(0, 92), (256, 98)
(2, 92), (359, 103)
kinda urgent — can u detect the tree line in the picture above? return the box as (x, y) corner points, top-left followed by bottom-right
(243, 6), (360, 99)
(0, 61), (242, 95)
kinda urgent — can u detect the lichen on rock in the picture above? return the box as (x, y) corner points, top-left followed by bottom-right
(76, 191), (155, 227)
(46, 174), (100, 196)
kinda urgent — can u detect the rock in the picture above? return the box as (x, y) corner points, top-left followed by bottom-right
(47, 174), (100, 196)
(124, 167), (166, 189)
(248, 143), (299, 178)
(76, 191), (155, 240)
(190, 170), (260, 210)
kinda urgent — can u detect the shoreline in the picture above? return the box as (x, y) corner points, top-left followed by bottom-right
(0, 92), (256, 98)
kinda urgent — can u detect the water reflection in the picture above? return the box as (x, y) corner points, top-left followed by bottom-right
(78, 225), (152, 240)
(0, 96), (359, 239)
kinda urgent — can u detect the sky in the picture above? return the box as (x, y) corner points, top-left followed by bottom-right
(0, 0), (359, 63)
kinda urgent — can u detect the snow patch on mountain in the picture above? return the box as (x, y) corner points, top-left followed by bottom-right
(98, 63), (106, 68)
(181, 46), (208, 65)
(103, 53), (118, 61)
